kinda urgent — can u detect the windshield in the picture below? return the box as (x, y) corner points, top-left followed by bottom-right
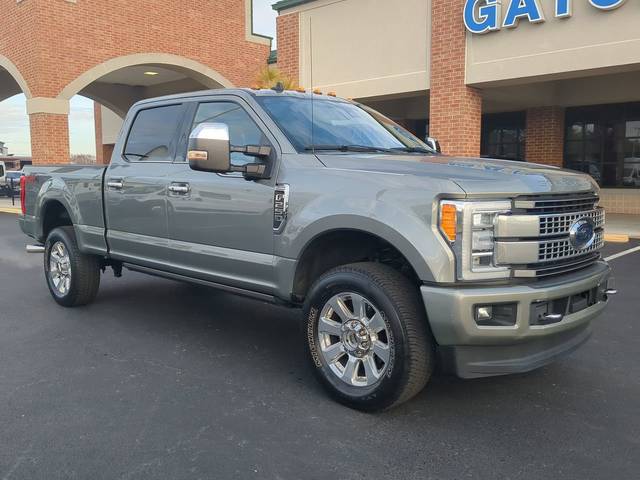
(255, 96), (434, 154)
(6, 172), (21, 179)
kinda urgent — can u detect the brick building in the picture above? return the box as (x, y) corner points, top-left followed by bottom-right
(0, 0), (271, 165)
(273, 0), (640, 213)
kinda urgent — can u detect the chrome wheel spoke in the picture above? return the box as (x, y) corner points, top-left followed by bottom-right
(322, 342), (344, 364)
(368, 313), (386, 333)
(329, 297), (352, 322)
(350, 294), (366, 320)
(318, 316), (342, 337)
(342, 356), (359, 384)
(363, 355), (381, 382)
(373, 340), (390, 364)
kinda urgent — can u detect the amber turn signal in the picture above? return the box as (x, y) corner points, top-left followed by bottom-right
(440, 203), (457, 242)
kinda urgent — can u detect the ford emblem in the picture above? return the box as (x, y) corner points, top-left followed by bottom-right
(569, 218), (596, 250)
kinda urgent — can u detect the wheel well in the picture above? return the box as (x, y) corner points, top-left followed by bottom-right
(292, 230), (419, 302)
(41, 201), (72, 240)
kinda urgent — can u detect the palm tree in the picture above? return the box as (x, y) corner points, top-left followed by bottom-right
(254, 66), (297, 90)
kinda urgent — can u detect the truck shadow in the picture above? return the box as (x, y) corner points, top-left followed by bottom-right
(92, 271), (575, 419)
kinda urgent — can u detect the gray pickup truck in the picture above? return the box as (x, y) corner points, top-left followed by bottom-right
(19, 88), (615, 411)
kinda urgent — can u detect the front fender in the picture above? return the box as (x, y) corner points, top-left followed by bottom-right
(276, 193), (456, 284)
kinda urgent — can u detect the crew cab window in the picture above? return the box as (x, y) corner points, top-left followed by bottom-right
(124, 104), (184, 162)
(192, 102), (270, 165)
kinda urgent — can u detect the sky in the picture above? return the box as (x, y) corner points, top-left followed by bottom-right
(0, 1), (278, 157)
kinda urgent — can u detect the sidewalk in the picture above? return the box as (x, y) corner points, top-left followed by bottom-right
(605, 213), (640, 241)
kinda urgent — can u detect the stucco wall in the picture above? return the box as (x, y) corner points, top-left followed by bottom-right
(289, 0), (430, 98)
(466, 0), (640, 85)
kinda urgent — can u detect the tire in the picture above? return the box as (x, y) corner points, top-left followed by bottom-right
(44, 226), (101, 307)
(303, 262), (434, 411)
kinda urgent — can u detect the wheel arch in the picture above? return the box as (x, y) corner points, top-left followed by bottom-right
(289, 223), (433, 302)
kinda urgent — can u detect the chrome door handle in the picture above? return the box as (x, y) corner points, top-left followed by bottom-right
(168, 183), (190, 194)
(107, 180), (124, 190)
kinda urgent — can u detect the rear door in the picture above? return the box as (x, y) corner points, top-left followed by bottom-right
(104, 102), (187, 268)
(164, 97), (278, 293)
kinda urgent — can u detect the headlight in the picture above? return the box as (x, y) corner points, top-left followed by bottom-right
(439, 200), (511, 281)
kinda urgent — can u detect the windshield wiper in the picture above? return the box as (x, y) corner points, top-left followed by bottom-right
(390, 146), (437, 154)
(304, 145), (394, 153)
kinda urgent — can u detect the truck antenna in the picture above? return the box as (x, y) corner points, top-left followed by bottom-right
(309, 18), (315, 154)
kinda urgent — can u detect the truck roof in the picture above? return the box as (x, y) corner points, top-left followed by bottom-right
(133, 88), (350, 109)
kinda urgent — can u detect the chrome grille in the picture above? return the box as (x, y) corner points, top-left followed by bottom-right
(515, 194), (599, 214)
(539, 208), (605, 237)
(497, 192), (605, 278)
(538, 229), (604, 262)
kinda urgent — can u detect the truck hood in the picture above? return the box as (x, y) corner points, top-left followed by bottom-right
(316, 154), (597, 196)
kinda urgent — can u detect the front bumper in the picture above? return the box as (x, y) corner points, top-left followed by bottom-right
(420, 261), (612, 378)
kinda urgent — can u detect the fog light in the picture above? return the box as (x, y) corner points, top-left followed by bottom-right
(475, 303), (517, 327)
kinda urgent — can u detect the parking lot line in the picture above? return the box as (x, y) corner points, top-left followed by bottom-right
(605, 245), (640, 262)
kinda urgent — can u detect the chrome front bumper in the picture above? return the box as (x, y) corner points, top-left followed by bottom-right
(420, 261), (613, 377)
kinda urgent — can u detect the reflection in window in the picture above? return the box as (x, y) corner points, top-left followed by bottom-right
(481, 112), (526, 161)
(192, 102), (270, 166)
(124, 105), (184, 162)
(564, 103), (640, 188)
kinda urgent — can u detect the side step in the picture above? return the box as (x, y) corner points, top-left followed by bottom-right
(26, 244), (45, 253)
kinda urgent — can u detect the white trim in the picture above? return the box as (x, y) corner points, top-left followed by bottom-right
(0, 54), (32, 98)
(245, 0), (272, 46)
(26, 97), (70, 115)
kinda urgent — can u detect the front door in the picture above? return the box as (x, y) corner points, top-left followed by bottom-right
(104, 103), (187, 269)
(165, 99), (278, 294)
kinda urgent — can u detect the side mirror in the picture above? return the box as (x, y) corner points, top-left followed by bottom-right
(188, 123), (231, 173)
(425, 136), (441, 153)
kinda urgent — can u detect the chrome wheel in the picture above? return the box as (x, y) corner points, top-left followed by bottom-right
(48, 241), (71, 296)
(317, 292), (392, 387)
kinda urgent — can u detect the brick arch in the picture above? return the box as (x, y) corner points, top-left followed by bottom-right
(56, 53), (235, 102)
(0, 54), (32, 99)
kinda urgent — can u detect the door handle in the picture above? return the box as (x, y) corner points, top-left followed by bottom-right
(107, 180), (124, 190)
(168, 183), (190, 195)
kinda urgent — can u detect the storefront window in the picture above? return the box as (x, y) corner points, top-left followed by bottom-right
(565, 103), (640, 188)
(481, 112), (526, 161)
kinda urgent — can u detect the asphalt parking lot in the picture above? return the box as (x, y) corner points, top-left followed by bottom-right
(0, 213), (638, 480)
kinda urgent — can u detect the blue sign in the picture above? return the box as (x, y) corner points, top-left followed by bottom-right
(464, 0), (628, 34)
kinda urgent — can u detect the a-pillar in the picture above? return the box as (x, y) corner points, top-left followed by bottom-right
(429, 0), (482, 157)
(27, 98), (70, 164)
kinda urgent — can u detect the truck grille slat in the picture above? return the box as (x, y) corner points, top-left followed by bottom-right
(514, 194), (599, 214)
(538, 230), (604, 262)
(539, 208), (604, 237)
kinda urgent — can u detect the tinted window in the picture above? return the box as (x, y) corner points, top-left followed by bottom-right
(192, 102), (270, 165)
(255, 96), (432, 154)
(124, 105), (184, 162)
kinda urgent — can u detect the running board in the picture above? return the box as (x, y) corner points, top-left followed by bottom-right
(26, 244), (45, 253)
(122, 263), (279, 304)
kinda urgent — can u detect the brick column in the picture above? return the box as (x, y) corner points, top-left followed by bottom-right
(94, 102), (104, 164)
(276, 12), (300, 85)
(525, 107), (565, 166)
(429, 0), (482, 157)
(29, 113), (70, 165)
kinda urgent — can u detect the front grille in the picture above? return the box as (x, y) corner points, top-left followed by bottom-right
(539, 208), (604, 237)
(538, 229), (604, 262)
(498, 192), (604, 278)
(515, 193), (599, 214)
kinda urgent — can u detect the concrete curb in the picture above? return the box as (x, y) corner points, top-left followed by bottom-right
(604, 233), (630, 243)
(0, 208), (21, 215)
